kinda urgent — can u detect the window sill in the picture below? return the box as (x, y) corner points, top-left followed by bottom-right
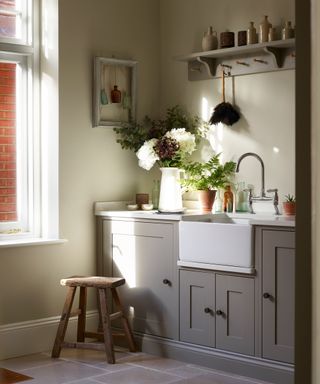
(0, 238), (68, 248)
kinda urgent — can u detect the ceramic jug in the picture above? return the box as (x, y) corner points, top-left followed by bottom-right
(202, 26), (218, 51)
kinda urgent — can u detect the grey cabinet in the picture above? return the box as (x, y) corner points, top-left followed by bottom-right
(180, 269), (255, 355)
(102, 219), (178, 339)
(180, 270), (215, 347)
(259, 229), (295, 364)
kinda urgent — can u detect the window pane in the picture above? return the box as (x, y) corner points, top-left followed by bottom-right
(0, 1), (17, 39)
(0, 62), (16, 222)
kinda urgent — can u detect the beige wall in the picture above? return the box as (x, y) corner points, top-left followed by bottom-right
(0, 0), (160, 326)
(159, 0), (295, 201)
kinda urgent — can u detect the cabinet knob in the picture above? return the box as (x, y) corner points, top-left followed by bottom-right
(216, 309), (224, 316)
(204, 307), (212, 314)
(263, 292), (271, 299)
(163, 279), (171, 285)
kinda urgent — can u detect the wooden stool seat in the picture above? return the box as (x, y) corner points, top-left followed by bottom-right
(52, 275), (136, 364)
(61, 276), (125, 289)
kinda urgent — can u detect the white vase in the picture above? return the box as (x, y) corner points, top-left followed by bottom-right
(158, 167), (183, 213)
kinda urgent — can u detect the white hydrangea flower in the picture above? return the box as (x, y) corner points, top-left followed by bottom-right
(136, 138), (159, 170)
(165, 128), (196, 155)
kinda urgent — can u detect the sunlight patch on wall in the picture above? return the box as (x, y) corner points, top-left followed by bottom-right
(273, 146), (280, 153)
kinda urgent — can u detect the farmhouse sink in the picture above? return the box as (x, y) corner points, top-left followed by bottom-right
(179, 213), (253, 270)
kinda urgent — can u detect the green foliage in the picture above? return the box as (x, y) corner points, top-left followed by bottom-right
(182, 154), (236, 191)
(285, 194), (296, 202)
(113, 105), (205, 152)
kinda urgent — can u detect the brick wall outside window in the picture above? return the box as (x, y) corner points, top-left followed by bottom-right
(0, 62), (16, 222)
(0, 1), (16, 38)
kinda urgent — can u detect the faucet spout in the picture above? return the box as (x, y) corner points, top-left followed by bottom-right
(236, 152), (267, 198)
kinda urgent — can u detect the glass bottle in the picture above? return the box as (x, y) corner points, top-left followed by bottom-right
(152, 180), (160, 210)
(223, 185), (233, 212)
(236, 181), (250, 212)
(111, 85), (121, 103)
(214, 189), (223, 213)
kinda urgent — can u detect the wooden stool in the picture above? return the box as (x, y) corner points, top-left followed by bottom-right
(51, 276), (137, 363)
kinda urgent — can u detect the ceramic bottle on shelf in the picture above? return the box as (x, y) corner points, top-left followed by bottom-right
(259, 15), (272, 43)
(202, 26), (218, 51)
(247, 21), (258, 44)
(268, 27), (276, 42)
(282, 21), (294, 40)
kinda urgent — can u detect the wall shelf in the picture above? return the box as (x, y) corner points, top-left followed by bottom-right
(175, 38), (295, 80)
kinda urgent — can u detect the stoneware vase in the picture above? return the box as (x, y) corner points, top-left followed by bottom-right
(282, 201), (296, 216)
(202, 26), (218, 51)
(198, 190), (217, 213)
(158, 167), (183, 213)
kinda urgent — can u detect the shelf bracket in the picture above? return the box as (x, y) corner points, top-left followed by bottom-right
(264, 47), (282, 68)
(188, 56), (216, 80)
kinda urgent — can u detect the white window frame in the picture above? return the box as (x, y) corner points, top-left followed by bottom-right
(0, 0), (60, 246)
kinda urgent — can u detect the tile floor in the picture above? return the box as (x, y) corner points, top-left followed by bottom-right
(0, 348), (272, 384)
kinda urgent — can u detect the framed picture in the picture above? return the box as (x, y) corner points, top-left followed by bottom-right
(93, 57), (137, 127)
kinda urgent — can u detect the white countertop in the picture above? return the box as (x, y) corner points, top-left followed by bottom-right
(94, 201), (295, 227)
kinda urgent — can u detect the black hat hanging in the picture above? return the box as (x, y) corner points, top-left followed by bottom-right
(209, 68), (240, 126)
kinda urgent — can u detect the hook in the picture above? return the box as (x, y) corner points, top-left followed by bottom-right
(236, 60), (250, 66)
(220, 63), (232, 69)
(220, 64), (232, 76)
(254, 58), (268, 64)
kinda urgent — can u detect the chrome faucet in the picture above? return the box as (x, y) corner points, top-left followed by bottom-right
(236, 152), (271, 200)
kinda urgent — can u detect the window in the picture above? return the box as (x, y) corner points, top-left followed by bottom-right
(0, 0), (59, 244)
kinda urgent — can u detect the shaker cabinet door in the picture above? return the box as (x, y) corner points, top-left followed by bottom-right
(179, 269), (215, 347)
(215, 274), (255, 356)
(262, 230), (295, 363)
(105, 220), (178, 339)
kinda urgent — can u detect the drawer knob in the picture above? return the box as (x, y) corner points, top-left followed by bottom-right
(263, 292), (271, 299)
(163, 279), (171, 285)
(216, 309), (224, 316)
(204, 307), (212, 314)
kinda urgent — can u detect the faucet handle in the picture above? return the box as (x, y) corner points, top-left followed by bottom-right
(267, 188), (280, 215)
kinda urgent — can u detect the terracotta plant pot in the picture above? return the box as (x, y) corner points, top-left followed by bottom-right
(198, 190), (217, 213)
(282, 201), (296, 216)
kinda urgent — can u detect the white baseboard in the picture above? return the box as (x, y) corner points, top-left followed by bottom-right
(0, 311), (99, 360)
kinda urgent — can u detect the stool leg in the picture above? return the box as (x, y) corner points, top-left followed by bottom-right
(52, 286), (76, 358)
(98, 288), (115, 364)
(111, 287), (137, 352)
(77, 287), (87, 342)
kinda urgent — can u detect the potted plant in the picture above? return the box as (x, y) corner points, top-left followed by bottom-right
(282, 194), (296, 216)
(182, 154), (236, 212)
